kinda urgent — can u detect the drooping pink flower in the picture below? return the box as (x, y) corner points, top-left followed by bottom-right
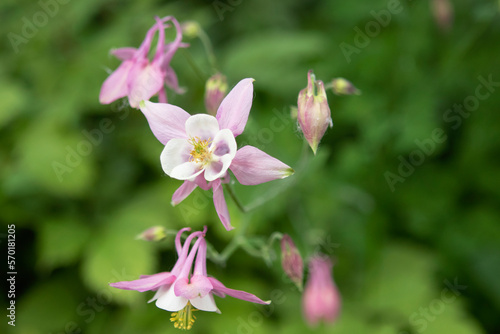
(302, 256), (341, 327)
(139, 78), (294, 230)
(110, 227), (270, 330)
(297, 70), (332, 154)
(99, 16), (186, 108)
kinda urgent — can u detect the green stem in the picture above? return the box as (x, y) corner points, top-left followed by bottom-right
(224, 183), (247, 213)
(197, 27), (218, 72)
(181, 49), (205, 81)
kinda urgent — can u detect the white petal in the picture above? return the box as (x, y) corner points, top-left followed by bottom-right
(204, 129), (237, 182)
(185, 114), (220, 141)
(170, 162), (205, 180)
(190, 293), (219, 313)
(161, 138), (192, 175)
(148, 284), (169, 303)
(155, 285), (189, 312)
(204, 155), (233, 182)
(211, 129), (237, 159)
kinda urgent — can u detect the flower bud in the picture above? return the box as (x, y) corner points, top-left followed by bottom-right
(302, 255), (341, 327)
(205, 73), (228, 115)
(180, 21), (200, 39)
(431, 0), (453, 32)
(330, 77), (361, 95)
(136, 226), (167, 242)
(297, 70), (332, 155)
(280, 234), (304, 290)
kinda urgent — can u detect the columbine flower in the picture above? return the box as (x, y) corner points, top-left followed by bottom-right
(204, 73), (228, 115)
(139, 78), (294, 230)
(302, 256), (341, 327)
(281, 234), (304, 290)
(99, 16), (186, 108)
(297, 70), (332, 155)
(110, 227), (270, 330)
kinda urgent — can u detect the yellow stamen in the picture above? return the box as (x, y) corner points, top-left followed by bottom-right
(170, 302), (198, 330)
(189, 137), (213, 165)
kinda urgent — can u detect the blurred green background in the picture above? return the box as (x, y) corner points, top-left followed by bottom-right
(1, 0), (500, 333)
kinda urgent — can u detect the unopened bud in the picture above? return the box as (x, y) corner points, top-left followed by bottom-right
(205, 73), (228, 115)
(181, 21), (200, 39)
(431, 0), (453, 32)
(281, 234), (304, 290)
(297, 70), (332, 154)
(330, 77), (361, 95)
(136, 226), (167, 242)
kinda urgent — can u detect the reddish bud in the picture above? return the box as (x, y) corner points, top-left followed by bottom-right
(297, 70), (332, 154)
(205, 73), (228, 115)
(281, 234), (304, 290)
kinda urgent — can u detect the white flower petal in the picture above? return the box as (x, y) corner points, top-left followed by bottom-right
(204, 155), (232, 182)
(211, 129), (237, 159)
(170, 162), (205, 180)
(204, 129), (236, 182)
(190, 293), (219, 313)
(148, 284), (169, 303)
(155, 285), (189, 312)
(185, 114), (220, 140)
(161, 138), (192, 176)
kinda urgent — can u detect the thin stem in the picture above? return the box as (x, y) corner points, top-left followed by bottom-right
(181, 49), (205, 81)
(197, 27), (218, 72)
(224, 183), (247, 213)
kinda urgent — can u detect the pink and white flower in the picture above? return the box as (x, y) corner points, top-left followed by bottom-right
(297, 70), (332, 155)
(99, 16), (186, 108)
(139, 78), (294, 230)
(110, 227), (270, 330)
(302, 256), (341, 327)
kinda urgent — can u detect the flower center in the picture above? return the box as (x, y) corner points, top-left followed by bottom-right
(170, 301), (198, 330)
(189, 137), (213, 165)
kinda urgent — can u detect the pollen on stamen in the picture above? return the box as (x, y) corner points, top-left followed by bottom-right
(188, 136), (213, 165)
(170, 302), (198, 330)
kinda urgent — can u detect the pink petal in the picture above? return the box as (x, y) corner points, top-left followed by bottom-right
(212, 179), (233, 231)
(208, 277), (271, 305)
(158, 85), (167, 103)
(127, 62), (164, 108)
(175, 227), (192, 255)
(99, 60), (134, 104)
(109, 272), (175, 292)
(216, 78), (254, 137)
(139, 101), (189, 145)
(185, 114), (220, 141)
(171, 181), (198, 206)
(136, 18), (165, 59)
(164, 67), (185, 94)
(230, 146), (294, 185)
(193, 174), (213, 191)
(174, 275), (213, 299)
(161, 138), (192, 175)
(110, 47), (137, 61)
(160, 17), (184, 69)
